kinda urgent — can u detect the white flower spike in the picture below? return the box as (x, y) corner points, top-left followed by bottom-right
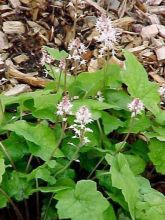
(57, 96), (72, 119)
(128, 98), (144, 117)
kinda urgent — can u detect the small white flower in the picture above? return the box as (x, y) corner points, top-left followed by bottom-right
(59, 59), (66, 70)
(75, 106), (93, 125)
(68, 38), (87, 65)
(57, 96), (72, 117)
(95, 91), (104, 102)
(95, 14), (119, 56)
(40, 48), (53, 66)
(70, 106), (93, 145)
(158, 86), (165, 98)
(80, 59), (86, 65)
(128, 98), (144, 117)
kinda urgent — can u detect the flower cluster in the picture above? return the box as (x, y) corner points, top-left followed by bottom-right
(59, 59), (66, 71)
(95, 91), (104, 102)
(40, 48), (53, 66)
(68, 38), (87, 65)
(70, 106), (93, 145)
(128, 98), (144, 117)
(95, 14), (118, 57)
(57, 96), (72, 121)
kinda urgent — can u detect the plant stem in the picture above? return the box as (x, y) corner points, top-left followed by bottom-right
(25, 154), (33, 173)
(49, 64), (56, 81)
(0, 141), (16, 170)
(43, 193), (55, 220)
(117, 117), (134, 153)
(64, 70), (67, 94)
(97, 119), (104, 147)
(0, 100), (4, 125)
(0, 188), (24, 220)
(57, 69), (62, 91)
(87, 156), (105, 179)
(55, 143), (81, 177)
(36, 178), (40, 220)
(24, 200), (30, 220)
(49, 129), (64, 161)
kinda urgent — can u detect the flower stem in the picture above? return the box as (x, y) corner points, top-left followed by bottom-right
(57, 69), (62, 91)
(36, 178), (40, 220)
(117, 117), (134, 153)
(87, 156), (105, 179)
(43, 193), (55, 220)
(55, 143), (81, 177)
(25, 154), (33, 173)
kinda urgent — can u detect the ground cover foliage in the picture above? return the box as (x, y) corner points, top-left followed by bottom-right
(0, 47), (165, 220)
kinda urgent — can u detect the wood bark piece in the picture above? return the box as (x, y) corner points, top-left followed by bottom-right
(157, 25), (165, 38)
(128, 45), (147, 53)
(13, 54), (29, 64)
(141, 24), (158, 39)
(6, 66), (51, 88)
(148, 6), (165, 14)
(149, 0), (163, 5)
(155, 46), (165, 61)
(4, 84), (31, 96)
(8, 0), (21, 8)
(149, 72), (165, 85)
(0, 31), (11, 51)
(152, 38), (165, 61)
(148, 14), (160, 24)
(112, 17), (135, 29)
(0, 5), (11, 11)
(84, 0), (106, 14)
(3, 21), (25, 34)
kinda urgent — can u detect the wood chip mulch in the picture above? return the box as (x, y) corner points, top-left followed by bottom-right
(0, 0), (165, 93)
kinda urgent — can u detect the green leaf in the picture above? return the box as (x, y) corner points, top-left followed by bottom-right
(104, 89), (132, 110)
(121, 51), (160, 115)
(135, 177), (165, 220)
(103, 205), (116, 220)
(2, 133), (29, 161)
(101, 112), (124, 134)
(69, 70), (104, 97)
(0, 191), (7, 208)
(4, 120), (63, 161)
(27, 164), (56, 185)
(120, 113), (151, 133)
(124, 154), (146, 175)
(72, 99), (118, 113)
(2, 171), (33, 201)
(0, 158), (5, 184)
(148, 138), (165, 174)
(105, 64), (122, 89)
(106, 153), (139, 220)
(44, 47), (68, 60)
(98, 173), (128, 210)
(55, 180), (109, 220)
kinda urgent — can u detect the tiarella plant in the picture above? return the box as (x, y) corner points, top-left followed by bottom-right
(0, 45), (165, 220)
